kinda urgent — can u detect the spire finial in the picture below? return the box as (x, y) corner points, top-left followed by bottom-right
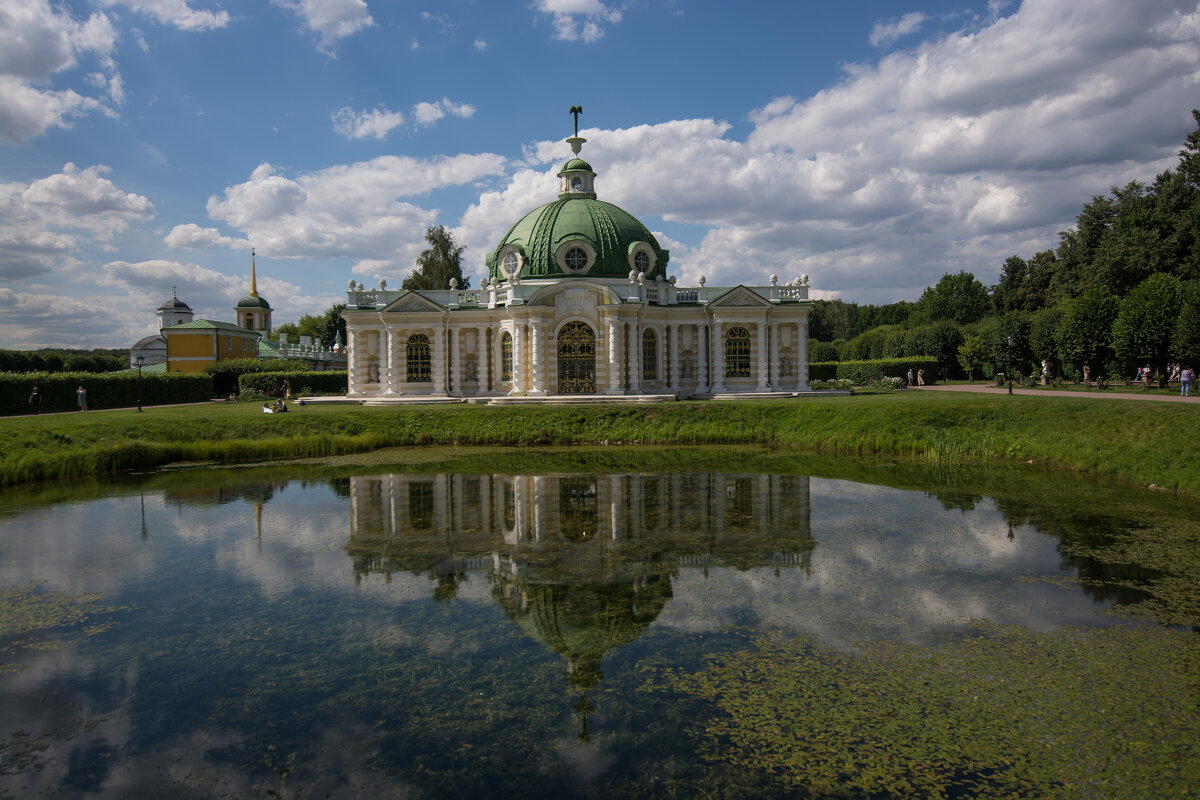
(566, 105), (586, 156)
(249, 248), (259, 297)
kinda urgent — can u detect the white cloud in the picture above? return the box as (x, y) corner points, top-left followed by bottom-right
(462, 0), (1200, 302)
(869, 12), (927, 47)
(332, 106), (406, 140)
(273, 0), (374, 53)
(0, 0), (120, 143)
(203, 154), (507, 270)
(102, 0), (230, 31)
(164, 223), (250, 250)
(473, 38), (487, 52)
(0, 164), (154, 280)
(535, 0), (622, 42)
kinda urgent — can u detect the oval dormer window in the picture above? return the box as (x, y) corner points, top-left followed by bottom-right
(564, 247), (589, 271)
(634, 250), (649, 273)
(501, 250), (520, 276)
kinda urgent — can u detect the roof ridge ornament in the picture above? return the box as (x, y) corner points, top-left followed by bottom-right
(567, 105), (586, 155)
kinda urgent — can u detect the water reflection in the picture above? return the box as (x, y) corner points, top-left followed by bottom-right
(0, 462), (1185, 799)
(348, 472), (815, 739)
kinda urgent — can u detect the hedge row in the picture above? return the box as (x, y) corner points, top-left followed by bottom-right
(239, 370), (348, 396)
(810, 357), (942, 385)
(1, 371), (213, 415)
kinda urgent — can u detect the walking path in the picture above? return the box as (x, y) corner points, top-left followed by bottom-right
(921, 383), (1197, 404)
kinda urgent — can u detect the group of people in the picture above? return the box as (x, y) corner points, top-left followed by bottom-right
(906, 368), (926, 388)
(27, 385), (88, 414)
(262, 398), (290, 413)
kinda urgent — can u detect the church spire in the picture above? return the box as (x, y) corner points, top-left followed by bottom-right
(249, 248), (259, 298)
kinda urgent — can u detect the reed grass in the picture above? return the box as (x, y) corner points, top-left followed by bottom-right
(1, 393), (1198, 493)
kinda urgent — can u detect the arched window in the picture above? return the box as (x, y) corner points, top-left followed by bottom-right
(724, 326), (751, 378)
(406, 333), (431, 383)
(500, 331), (513, 382)
(642, 328), (657, 380)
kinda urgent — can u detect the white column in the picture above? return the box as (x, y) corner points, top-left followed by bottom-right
(710, 321), (724, 393)
(347, 329), (360, 396)
(508, 322), (524, 395)
(432, 326), (446, 396)
(606, 319), (622, 394)
(771, 323), (781, 391)
(630, 321), (642, 394)
(798, 316), (810, 390)
(668, 323), (679, 392)
(757, 321), (770, 390)
(530, 320), (546, 395)
(384, 326), (397, 395)
(448, 327), (458, 396)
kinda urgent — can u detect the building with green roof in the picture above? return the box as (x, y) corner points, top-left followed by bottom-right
(342, 117), (813, 402)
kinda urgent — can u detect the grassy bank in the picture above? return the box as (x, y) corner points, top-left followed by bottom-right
(2, 393), (1199, 493)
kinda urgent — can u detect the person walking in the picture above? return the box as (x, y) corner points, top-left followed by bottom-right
(1183, 366), (1193, 397)
(28, 386), (41, 415)
(1083, 364), (1090, 385)
(907, 368), (914, 388)
(76, 385), (87, 412)
(917, 368), (925, 387)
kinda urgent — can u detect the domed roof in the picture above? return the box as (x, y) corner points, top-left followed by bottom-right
(486, 136), (668, 283)
(487, 197), (669, 283)
(236, 294), (272, 309)
(158, 292), (190, 311)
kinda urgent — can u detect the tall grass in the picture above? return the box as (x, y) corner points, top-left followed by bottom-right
(2, 394), (1198, 493)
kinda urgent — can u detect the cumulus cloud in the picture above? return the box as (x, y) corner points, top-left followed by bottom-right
(203, 153), (507, 271)
(103, 0), (230, 31)
(164, 223), (249, 250)
(273, 0), (374, 52)
(869, 12), (927, 47)
(332, 106), (406, 140)
(534, 0), (622, 42)
(473, 38), (487, 52)
(0, 164), (154, 281)
(0, 0), (120, 143)
(462, 0), (1200, 302)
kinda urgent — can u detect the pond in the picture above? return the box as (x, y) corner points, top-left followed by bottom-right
(0, 449), (1197, 799)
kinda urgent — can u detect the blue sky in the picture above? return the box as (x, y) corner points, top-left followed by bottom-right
(2, 0), (1198, 349)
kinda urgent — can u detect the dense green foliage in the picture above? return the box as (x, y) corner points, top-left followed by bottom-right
(203, 358), (301, 396)
(810, 357), (941, 384)
(3, 393), (1199, 495)
(239, 370), (347, 396)
(0, 371), (211, 415)
(271, 302), (347, 349)
(0, 348), (127, 374)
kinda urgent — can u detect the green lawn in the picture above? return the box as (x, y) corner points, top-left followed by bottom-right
(2, 393), (1198, 494)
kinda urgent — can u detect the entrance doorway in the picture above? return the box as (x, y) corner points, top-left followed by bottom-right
(557, 321), (596, 393)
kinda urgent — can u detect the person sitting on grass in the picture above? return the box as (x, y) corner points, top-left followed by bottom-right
(262, 403), (273, 414)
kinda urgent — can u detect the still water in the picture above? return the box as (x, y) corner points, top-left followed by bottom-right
(0, 451), (1196, 799)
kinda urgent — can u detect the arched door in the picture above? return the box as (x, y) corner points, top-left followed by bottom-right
(557, 321), (596, 393)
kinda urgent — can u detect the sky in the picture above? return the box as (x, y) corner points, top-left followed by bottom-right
(2, 0), (1198, 350)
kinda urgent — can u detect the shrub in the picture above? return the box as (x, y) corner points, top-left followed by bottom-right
(239, 371), (347, 397)
(810, 378), (852, 390)
(0, 371), (212, 414)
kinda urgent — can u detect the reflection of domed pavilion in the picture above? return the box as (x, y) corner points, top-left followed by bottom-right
(346, 470), (814, 739)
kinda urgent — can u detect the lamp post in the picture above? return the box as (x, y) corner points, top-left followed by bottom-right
(136, 355), (144, 411)
(1006, 335), (1014, 395)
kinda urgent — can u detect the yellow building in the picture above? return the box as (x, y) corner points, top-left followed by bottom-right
(164, 320), (261, 373)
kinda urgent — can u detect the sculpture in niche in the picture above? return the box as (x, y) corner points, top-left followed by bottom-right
(779, 355), (794, 378)
(367, 362), (380, 384)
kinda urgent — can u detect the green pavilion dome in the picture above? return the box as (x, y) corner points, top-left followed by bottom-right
(485, 147), (669, 284)
(236, 294), (271, 310)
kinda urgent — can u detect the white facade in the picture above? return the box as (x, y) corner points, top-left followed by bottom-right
(342, 274), (812, 401)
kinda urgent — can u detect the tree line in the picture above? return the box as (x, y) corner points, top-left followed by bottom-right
(810, 109), (1200, 383)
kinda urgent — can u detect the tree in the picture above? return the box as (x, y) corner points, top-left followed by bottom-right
(1172, 281), (1200, 368)
(991, 256), (1028, 314)
(1055, 287), (1119, 378)
(911, 271), (991, 325)
(1112, 273), (1182, 381)
(983, 312), (1031, 377)
(957, 335), (990, 382)
(402, 225), (470, 291)
(1029, 306), (1065, 375)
